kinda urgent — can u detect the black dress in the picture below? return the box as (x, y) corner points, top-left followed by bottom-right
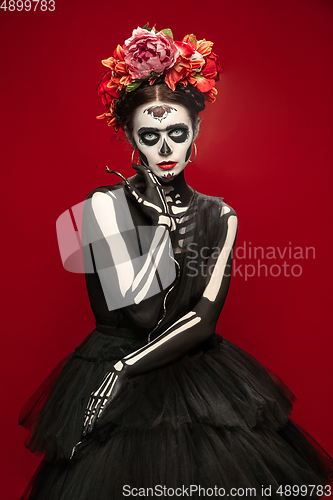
(20, 185), (333, 499)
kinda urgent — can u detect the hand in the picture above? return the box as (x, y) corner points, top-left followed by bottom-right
(126, 165), (172, 228)
(82, 363), (128, 436)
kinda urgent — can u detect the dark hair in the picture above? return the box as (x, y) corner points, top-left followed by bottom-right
(114, 77), (205, 138)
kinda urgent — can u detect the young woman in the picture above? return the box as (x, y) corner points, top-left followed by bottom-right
(20, 26), (333, 499)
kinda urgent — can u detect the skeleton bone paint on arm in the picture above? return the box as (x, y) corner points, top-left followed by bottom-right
(121, 206), (237, 373)
(91, 190), (174, 305)
(83, 205), (238, 435)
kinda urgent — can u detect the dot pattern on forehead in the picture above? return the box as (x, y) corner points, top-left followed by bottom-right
(144, 105), (177, 122)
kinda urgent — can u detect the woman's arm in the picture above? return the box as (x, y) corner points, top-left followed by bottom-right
(83, 204), (237, 434)
(122, 205), (237, 374)
(83, 180), (176, 328)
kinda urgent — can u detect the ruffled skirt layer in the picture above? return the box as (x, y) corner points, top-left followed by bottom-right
(20, 326), (333, 499)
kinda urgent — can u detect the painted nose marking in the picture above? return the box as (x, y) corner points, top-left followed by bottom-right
(160, 138), (172, 155)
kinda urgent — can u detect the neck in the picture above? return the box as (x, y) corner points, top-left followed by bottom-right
(159, 171), (192, 206)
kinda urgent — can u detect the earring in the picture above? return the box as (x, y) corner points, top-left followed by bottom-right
(188, 143), (197, 163)
(131, 149), (140, 165)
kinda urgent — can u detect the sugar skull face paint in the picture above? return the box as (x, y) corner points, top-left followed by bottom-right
(132, 101), (195, 181)
(143, 104), (177, 122)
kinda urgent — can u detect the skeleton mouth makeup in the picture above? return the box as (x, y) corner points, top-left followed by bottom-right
(163, 172), (176, 180)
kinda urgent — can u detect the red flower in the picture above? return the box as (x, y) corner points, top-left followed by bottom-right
(201, 51), (221, 81)
(96, 27), (221, 131)
(190, 48), (221, 94)
(97, 71), (120, 110)
(195, 75), (216, 93)
(174, 39), (196, 58)
(181, 34), (198, 51)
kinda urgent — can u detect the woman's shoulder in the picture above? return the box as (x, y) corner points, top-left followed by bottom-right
(85, 181), (125, 201)
(192, 189), (237, 218)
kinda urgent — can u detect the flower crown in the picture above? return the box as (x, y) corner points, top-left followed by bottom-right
(97, 24), (221, 132)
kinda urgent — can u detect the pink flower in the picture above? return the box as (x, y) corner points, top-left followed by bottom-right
(123, 27), (179, 80)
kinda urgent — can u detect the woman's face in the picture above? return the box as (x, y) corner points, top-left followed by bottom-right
(131, 101), (195, 181)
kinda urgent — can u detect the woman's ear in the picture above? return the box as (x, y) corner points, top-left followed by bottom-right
(193, 118), (201, 141)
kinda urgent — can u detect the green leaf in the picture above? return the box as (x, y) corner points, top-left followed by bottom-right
(160, 28), (173, 39)
(150, 71), (160, 77)
(126, 80), (144, 92)
(143, 23), (149, 30)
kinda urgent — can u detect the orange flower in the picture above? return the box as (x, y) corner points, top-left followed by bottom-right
(196, 39), (214, 57)
(96, 27), (221, 132)
(102, 45), (132, 87)
(165, 55), (193, 90)
(98, 101), (120, 131)
(205, 87), (218, 103)
(114, 44), (125, 61)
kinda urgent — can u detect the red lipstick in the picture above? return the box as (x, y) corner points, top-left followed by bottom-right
(157, 161), (177, 170)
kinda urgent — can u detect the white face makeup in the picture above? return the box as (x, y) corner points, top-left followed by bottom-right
(132, 101), (195, 181)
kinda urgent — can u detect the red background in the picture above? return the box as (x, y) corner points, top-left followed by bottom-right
(1, 0), (333, 498)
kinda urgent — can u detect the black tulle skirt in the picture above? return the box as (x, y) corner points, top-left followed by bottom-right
(20, 325), (333, 499)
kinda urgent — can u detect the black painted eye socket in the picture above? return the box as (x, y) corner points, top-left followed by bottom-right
(139, 132), (159, 146)
(168, 128), (189, 143)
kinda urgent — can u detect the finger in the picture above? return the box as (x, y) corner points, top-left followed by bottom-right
(154, 183), (168, 213)
(105, 374), (118, 398)
(84, 400), (101, 434)
(83, 398), (94, 429)
(83, 404), (97, 434)
(83, 393), (103, 433)
(133, 164), (161, 188)
(96, 372), (114, 397)
(84, 373), (117, 427)
(126, 183), (163, 214)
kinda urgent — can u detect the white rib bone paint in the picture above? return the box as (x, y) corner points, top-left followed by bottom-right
(171, 205), (189, 215)
(179, 222), (196, 234)
(203, 215), (237, 302)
